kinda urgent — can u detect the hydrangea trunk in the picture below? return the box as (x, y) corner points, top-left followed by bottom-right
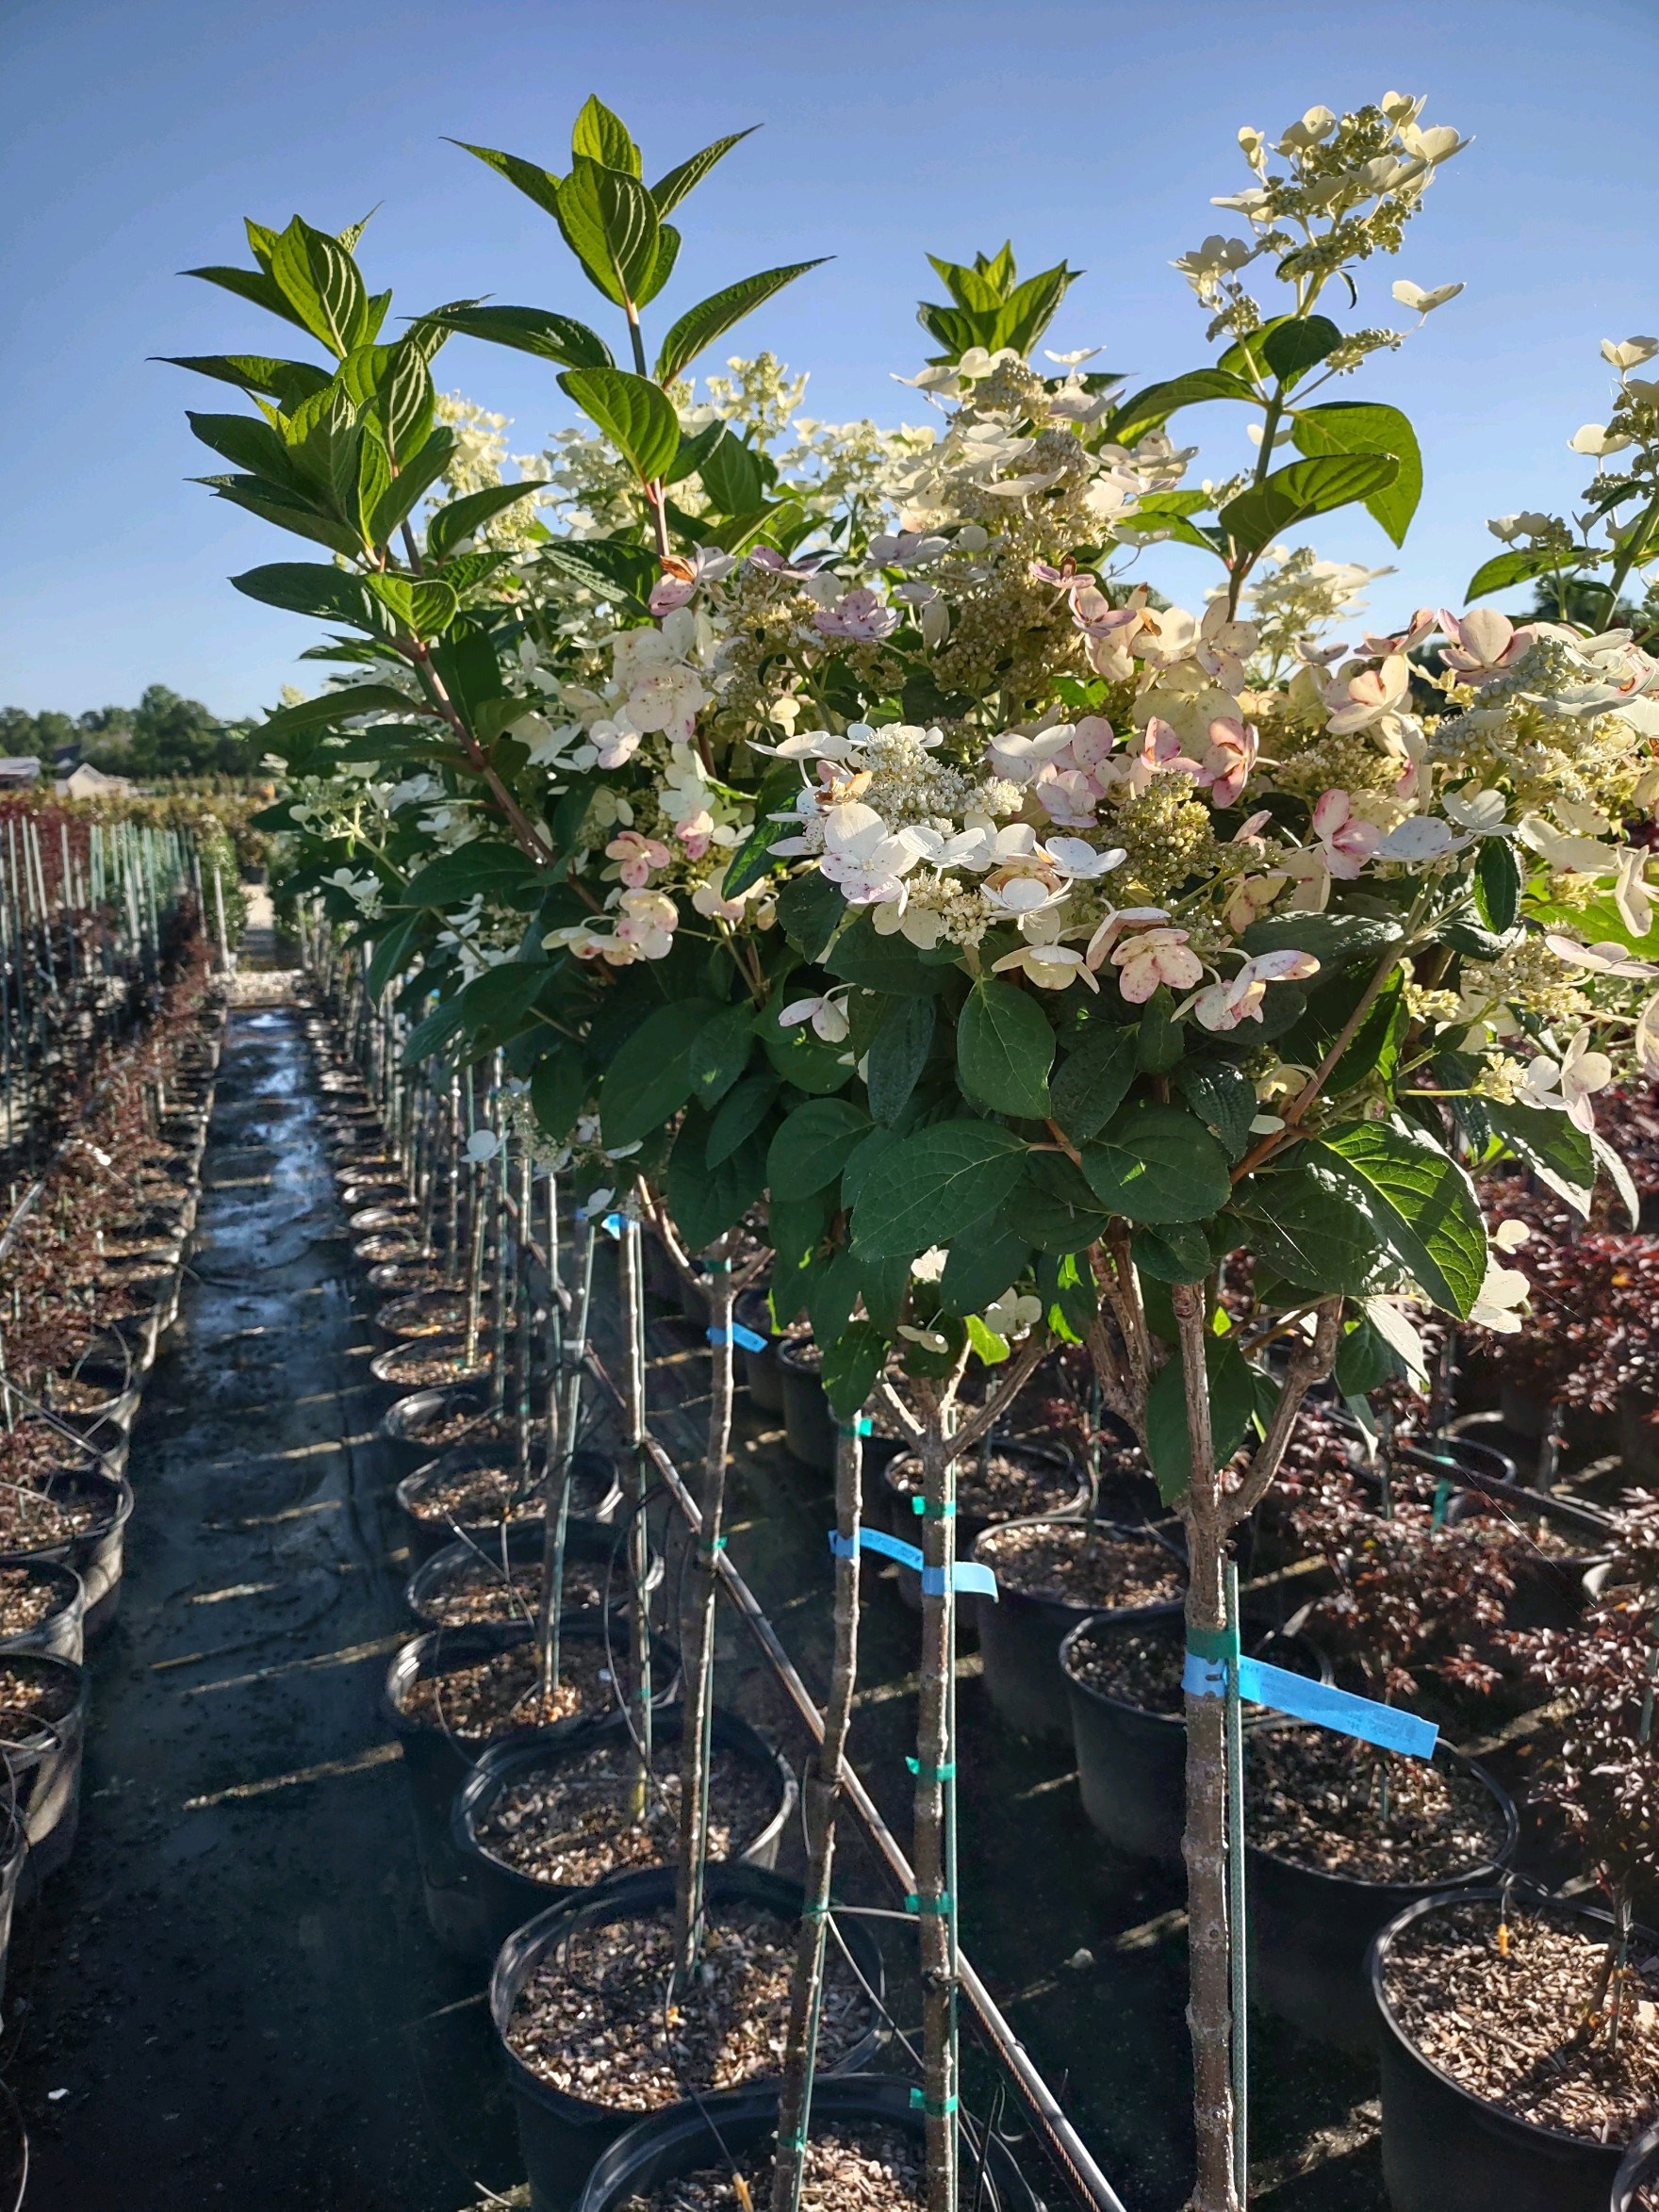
(674, 1261), (736, 1973)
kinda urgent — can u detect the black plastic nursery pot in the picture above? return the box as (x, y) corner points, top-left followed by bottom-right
(1614, 2121), (1659, 2212)
(1059, 1613), (1325, 1862)
(369, 1335), (492, 1397)
(573, 2074), (1040, 2212)
(1371, 1890), (1656, 2212)
(0, 1560), (85, 1663)
(732, 1286), (782, 1413)
(883, 1443), (1091, 1618)
(0, 1804), (26, 2021)
(491, 1864), (888, 2212)
(1445, 1483), (1613, 1631)
(451, 1704), (797, 1965)
(1244, 1722), (1518, 2054)
(0, 1650), (90, 1892)
(973, 1516), (1186, 1747)
(382, 1383), (494, 1467)
(8, 1467), (133, 1640)
(47, 1337), (141, 1433)
(777, 1337), (835, 1472)
(384, 1617), (680, 1952)
(395, 1444), (621, 1566)
(404, 1517), (649, 1631)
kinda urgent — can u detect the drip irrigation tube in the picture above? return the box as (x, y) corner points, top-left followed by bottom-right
(519, 1217), (1130, 2212)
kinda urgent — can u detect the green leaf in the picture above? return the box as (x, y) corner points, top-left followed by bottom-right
(823, 912), (950, 994)
(1259, 315), (1342, 385)
(841, 1125), (899, 1215)
(422, 303), (614, 369)
(571, 94), (639, 174)
(1329, 969), (1408, 1091)
(802, 1247), (863, 1349)
(1240, 911), (1402, 967)
(363, 572), (459, 637)
(257, 682), (420, 740)
(599, 1000), (718, 1149)
(162, 353), (333, 406)
(1234, 1160), (1387, 1296)
(767, 1098), (871, 1200)
(707, 1073), (778, 1168)
(1220, 452), (1401, 557)
(426, 481), (545, 560)
(199, 475), (362, 557)
(938, 1222), (1032, 1319)
(538, 537), (658, 610)
(401, 993), (469, 1066)
(866, 997), (936, 1126)
(1592, 1133), (1641, 1230)
(819, 1320), (888, 1420)
(554, 156), (660, 308)
(452, 959), (550, 1052)
(1135, 987), (1185, 1074)
(183, 261), (314, 336)
(346, 334), (435, 461)
(1473, 837), (1523, 935)
(1080, 1103), (1231, 1224)
(635, 221), (681, 308)
(773, 871), (845, 962)
(1050, 1023), (1138, 1143)
(1465, 546), (1565, 601)
(759, 992), (854, 1095)
(1132, 1222), (1213, 1284)
(1038, 1250), (1098, 1343)
(1107, 368), (1257, 447)
(851, 1121), (1028, 1260)
(449, 139), (565, 220)
(364, 912), (423, 1001)
(1002, 1153), (1114, 1253)
(402, 844), (542, 909)
(530, 1050), (586, 1145)
(1145, 1335), (1258, 1504)
(557, 367), (680, 483)
(1290, 401), (1422, 548)
(187, 408), (308, 485)
(229, 561), (380, 631)
(666, 1106), (767, 1249)
(957, 980), (1054, 1118)
(685, 1004), (755, 1105)
(1483, 1102), (1596, 1219)
(654, 260), (830, 383)
(1314, 1121), (1487, 1317)
(699, 432), (765, 517)
(268, 216), (369, 357)
(1173, 1060), (1257, 1160)
(651, 128), (758, 215)
(367, 426), (457, 549)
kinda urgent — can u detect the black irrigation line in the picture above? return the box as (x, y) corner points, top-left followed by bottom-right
(521, 1223), (1132, 2212)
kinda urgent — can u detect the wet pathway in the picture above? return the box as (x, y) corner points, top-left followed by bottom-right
(8, 1004), (517, 2210)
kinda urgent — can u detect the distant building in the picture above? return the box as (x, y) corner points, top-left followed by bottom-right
(0, 758), (40, 787)
(54, 762), (133, 799)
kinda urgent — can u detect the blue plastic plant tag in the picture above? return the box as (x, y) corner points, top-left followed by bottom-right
(708, 1322), (767, 1352)
(1239, 1658), (1437, 1759)
(828, 1529), (998, 1600)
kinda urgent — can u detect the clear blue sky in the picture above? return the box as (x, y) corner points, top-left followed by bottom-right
(4, 0), (1656, 719)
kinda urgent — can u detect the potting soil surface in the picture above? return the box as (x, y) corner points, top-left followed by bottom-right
(8, 994), (1414, 2209)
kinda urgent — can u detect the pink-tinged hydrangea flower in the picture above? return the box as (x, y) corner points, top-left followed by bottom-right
(1195, 716), (1258, 808)
(1223, 872), (1289, 933)
(1311, 789), (1382, 879)
(1359, 607), (1437, 659)
(991, 943), (1099, 991)
(1437, 608), (1534, 679)
(1322, 653), (1412, 734)
(649, 546), (736, 614)
(614, 891), (679, 962)
(604, 830), (671, 889)
(1192, 948), (1320, 1031)
(674, 811), (715, 860)
(813, 588), (900, 642)
(1111, 926), (1204, 1003)
(779, 991), (851, 1043)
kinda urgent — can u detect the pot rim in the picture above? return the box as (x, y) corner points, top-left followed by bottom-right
(1369, 1881), (1657, 2161)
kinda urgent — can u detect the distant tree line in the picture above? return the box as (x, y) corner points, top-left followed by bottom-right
(0, 687), (256, 778)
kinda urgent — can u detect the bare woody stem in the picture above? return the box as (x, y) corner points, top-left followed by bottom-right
(1224, 1299), (1343, 1531)
(1172, 1281), (1239, 2212)
(772, 1417), (863, 2212)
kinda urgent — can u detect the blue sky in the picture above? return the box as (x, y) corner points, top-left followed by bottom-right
(4, 0), (1656, 719)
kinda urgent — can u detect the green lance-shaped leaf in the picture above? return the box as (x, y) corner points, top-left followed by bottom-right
(402, 844), (542, 909)
(707, 1073), (778, 1168)
(1312, 1120), (1487, 1317)
(820, 1320), (889, 1421)
(363, 571), (460, 638)
(1464, 545), (1569, 601)
(570, 93), (640, 174)
(557, 367), (681, 483)
(1220, 452), (1401, 558)
(698, 432), (766, 518)
(650, 127), (758, 216)
(686, 1004), (755, 1106)
(268, 216), (370, 358)
(956, 979), (1055, 1118)
(343, 334), (435, 461)
(187, 409), (311, 491)
(426, 482), (546, 561)
(161, 353), (334, 406)
(230, 560), (383, 631)
(1482, 1101), (1596, 1219)
(447, 139), (566, 221)
(554, 156), (661, 308)
(367, 426), (459, 550)
(258, 684), (425, 741)
(1105, 368), (1257, 448)
(994, 262), (1077, 355)
(866, 997), (936, 1126)
(1290, 401), (1422, 548)
(199, 476), (357, 558)
(850, 1120), (1028, 1260)
(1080, 1102), (1232, 1223)
(421, 303), (615, 370)
(654, 260), (830, 383)
(634, 223), (681, 309)
(538, 537), (659, 611)
(182, 260), (314, 336)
